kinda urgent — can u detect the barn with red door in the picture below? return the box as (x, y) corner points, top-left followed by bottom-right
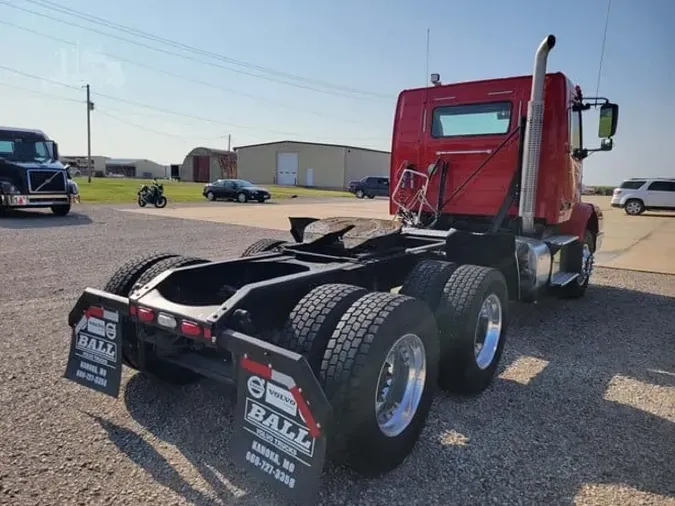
(179, 147), (237, 182)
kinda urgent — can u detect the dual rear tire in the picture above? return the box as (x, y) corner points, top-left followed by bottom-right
(279, 261), (508, 475)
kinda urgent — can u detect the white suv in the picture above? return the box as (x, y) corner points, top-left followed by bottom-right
(611, 178), (675, 215)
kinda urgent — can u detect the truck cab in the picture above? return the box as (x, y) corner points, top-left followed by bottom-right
(0, 126), (77, 216)
(390, 58), (618, 247)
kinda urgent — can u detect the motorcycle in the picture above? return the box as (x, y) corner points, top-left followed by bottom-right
(137, 182), (168, 208)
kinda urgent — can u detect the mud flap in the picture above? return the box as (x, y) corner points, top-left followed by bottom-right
(227, 329), (332, 505)
(64, 288), (130, 398)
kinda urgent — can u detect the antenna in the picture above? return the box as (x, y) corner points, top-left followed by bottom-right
(425, 28), (430, 86)
(595, 0), (612, 97)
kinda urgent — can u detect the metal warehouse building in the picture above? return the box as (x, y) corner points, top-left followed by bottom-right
(105, 158), (167, 179)
(234, 141), (390, 189)
(179, 147), (237, 182)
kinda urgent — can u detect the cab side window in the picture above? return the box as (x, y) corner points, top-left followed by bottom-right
(569, 105), (582, 152)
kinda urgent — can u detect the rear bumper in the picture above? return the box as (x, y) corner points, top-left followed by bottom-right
(0, 193), (77, 208)
(65, 287), (330, 503)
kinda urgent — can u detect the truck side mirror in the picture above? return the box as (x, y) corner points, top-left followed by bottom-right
(598, 103), (619, 138)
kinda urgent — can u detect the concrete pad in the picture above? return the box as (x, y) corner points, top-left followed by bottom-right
(119, 200), (392, 232)
(119, 196), (675, 274)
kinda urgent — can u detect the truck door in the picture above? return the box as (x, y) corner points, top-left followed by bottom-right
(423, 86), (526, 217)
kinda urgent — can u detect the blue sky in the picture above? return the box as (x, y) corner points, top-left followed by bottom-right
(0, 0), (672, 185)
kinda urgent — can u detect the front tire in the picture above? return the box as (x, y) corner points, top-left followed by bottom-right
(320, 292), (440, 475)
(154, 196), (167, 208)
(624, 199), (644, 215)
(51, 204), (71, 216)
(206, 191), (215, 201)
(355, 189), (365, 199)
(556, 230), (595, 299)
(240, 238), (287, 257)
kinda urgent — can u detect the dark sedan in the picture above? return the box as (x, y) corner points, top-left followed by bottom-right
(203, 179), (271, 203)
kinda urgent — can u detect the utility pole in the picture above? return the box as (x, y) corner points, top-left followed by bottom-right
(85, 84), (94, 183)
(227, 134), (231, 151)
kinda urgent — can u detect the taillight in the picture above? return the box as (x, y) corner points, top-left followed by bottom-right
(137, 307), (155, 322)
(180, 320), (201, 337)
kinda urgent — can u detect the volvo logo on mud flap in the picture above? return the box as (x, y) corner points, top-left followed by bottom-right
(245, 399), (314, 457)
(265, 381), (298, 418)
(247, 376), (265, 399)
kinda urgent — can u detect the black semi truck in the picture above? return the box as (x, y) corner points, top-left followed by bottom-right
(0, 126), (79, 216)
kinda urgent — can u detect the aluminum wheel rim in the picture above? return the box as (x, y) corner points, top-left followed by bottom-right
(626, 201), (641, 214)
(577, 243), (594, 286)
(474, 294), (503, 370)
(375, 333), (427, 438)
(237, 193), (246, 202)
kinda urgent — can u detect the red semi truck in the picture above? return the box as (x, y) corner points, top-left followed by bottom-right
(64, 35), (618, 503)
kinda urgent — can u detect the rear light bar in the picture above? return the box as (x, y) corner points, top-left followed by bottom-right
(130, 305), (213, 342)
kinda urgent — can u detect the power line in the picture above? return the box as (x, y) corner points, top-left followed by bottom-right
(96, 109), (220, 140)
(25, 0), (389, 99)
(0, 81), (82, 104)
(0, 0), (392, 102)
(595, 0), (612, 97)
(0, 65), (390, 143)
(0, 19), (379, 128)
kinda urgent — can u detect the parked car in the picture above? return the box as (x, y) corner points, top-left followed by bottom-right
(348, 176), (390, 199)
(203, 179), (271, 203)
(610, 178), (675, 215)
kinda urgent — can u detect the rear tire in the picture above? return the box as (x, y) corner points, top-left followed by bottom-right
(134, 255), (209, 288)
(320, 292), (440, 475)
(102, 252), (180, 368)
(240, 238), (287, 257)
(434, 264), (509, 395)
(51, 204), (71, 216)
(237, 192), (248, 203)
(128, 255), (210, 385)
(278, 283), (367, 373)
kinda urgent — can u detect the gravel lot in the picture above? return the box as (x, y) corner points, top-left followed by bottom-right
(1, 205), (673, 506)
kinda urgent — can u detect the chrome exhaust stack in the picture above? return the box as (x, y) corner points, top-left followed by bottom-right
(518, 34), (556, 235)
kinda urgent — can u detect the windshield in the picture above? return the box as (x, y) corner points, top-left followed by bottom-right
(0, 135), (52, 163)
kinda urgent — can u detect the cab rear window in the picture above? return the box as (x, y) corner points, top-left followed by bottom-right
(619, 181), (646, 189)
(431, 101), (512, 137)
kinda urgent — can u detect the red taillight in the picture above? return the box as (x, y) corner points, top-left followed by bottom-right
(180, 320), (201, 337)
(203, 327), (212, 339)
(137, 307), (155, 322)
(85, 306), (104, 318)
(129, 305), (137, 316)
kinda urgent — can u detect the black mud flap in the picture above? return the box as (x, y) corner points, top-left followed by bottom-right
(64, 288), (130, 398)
(227, 329), (332, 505)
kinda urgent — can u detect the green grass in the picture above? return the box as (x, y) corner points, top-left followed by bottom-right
(73, 177), (352, 204)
